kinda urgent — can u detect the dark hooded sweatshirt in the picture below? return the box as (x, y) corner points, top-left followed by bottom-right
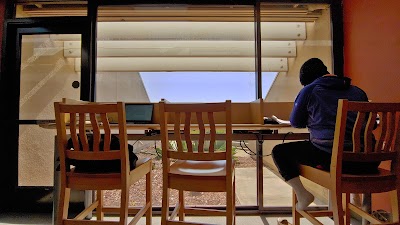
(289, 75), (368, 153)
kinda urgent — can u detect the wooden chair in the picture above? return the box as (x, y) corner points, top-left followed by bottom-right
(293, 99), (400, 225)
(159, 100), (235, 225)
(54, 101), (152, 225)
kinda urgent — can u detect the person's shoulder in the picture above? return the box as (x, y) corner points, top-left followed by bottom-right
(295, 83), (319, 102)
(350, 85), (367, 93)
(349, 85), (368, 99)
(300, 82), (319, 93)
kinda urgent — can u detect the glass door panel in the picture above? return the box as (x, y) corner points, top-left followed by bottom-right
(18, 34), (81, 187)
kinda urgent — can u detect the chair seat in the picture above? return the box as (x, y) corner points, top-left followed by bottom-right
(300, 165), (395, 180)
(299, 165), (397, 193)
(342, 168), (395, 181)
(169, 160), (227, 176)
(342, 168), (397, 193)
(136, 157), (152, 167)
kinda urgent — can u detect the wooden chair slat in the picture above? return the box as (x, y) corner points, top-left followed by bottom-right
(197, 112), (205, 153)
(69, 113), (80, 151)
(392, 112), (400, 154)
(208, 112), (216, 153)
(78, 113), (89, 152)
(174, 112), (183, 152)
(184, 112), (192, 152)
(364, 112), (376, 153)
(352, 112), (365, 153)
(100, 113), (111, 151)
(89, 113), (100, 152)
(376, 112), (387, 152)
(385, 112), (396, 152)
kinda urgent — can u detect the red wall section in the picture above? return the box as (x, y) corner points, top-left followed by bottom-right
(343, 0), (400, 102)
(343, 0), (400, 213)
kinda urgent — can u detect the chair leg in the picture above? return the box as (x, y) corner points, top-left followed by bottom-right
(146, 171), (152, 225)
(96, 190), (104, 220)
(179, 190), (184, 221)
(390, 189), (400, 222)
(292, 190), (300, 225)
(342, 193), (350, 225)
(331, 188), (344, 225)
(120, 185), (129, 225)
(233, 177), (236, 225)
(161, 187), (169, 225)
(226, 185), (234, 225)
(226, 177), (236, 225)
(57, 187), (71, 225)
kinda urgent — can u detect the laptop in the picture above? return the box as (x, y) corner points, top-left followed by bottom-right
(124, 103), (154, 124)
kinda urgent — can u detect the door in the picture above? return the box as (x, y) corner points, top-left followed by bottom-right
(0, 18), (90, 211)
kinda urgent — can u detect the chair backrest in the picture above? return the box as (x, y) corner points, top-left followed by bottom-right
(54, 102), (130, 175)
(331, 99), (400, 177)
(62, 98), (88, 104)
(158, 100), (232, 166)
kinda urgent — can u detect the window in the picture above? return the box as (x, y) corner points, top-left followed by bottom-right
(95, 4), (260, 208)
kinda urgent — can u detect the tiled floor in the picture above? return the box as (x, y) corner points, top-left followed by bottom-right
(0, 213), (339, 225)
(1, 166), (366, 225)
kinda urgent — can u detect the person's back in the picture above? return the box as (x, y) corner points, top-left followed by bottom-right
(290, 75), (368, 153)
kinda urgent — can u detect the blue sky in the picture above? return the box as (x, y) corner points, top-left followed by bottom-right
(140, 72), (278, 102)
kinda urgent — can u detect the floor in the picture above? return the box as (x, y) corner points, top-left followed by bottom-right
(1, 149), (364, 225)
(0, 212), (341, 225)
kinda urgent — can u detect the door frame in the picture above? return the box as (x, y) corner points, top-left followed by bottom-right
(0, 17), (91, 212)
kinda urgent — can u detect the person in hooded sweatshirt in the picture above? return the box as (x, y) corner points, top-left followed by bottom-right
(272, 58), (380, 210)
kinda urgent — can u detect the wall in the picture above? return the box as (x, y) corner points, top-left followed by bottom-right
(344, 0), (400, 102)
(343, 0), (400, 213)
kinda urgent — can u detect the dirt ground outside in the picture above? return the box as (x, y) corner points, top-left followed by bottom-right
(103, 143), (256, 207)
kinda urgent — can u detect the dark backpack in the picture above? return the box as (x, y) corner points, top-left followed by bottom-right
(63, 134), (138, 173)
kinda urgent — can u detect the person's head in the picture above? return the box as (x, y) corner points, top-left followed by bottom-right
(299, 58), (329, 86)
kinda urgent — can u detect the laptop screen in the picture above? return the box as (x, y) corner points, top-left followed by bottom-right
(125, 104), (154, 124)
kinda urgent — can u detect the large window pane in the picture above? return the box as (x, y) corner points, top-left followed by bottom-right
(260, 3), (332, 208)
(95, 4), (257, 208)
